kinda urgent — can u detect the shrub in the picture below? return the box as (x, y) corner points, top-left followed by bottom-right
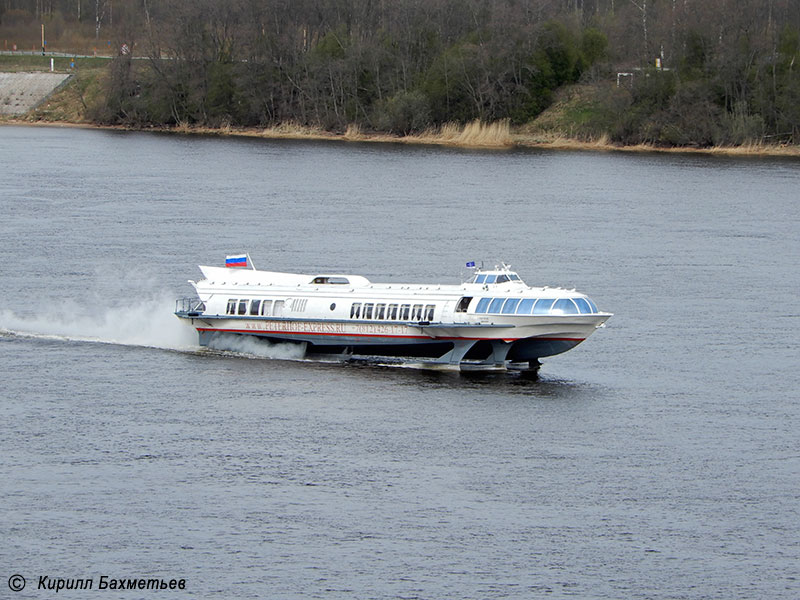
(371, 90), (432, 134)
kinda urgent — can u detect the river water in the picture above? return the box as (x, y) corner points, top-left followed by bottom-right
(1, 124), (798, 599)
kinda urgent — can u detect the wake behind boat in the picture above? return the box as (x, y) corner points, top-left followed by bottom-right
(175, 255), (612, 372)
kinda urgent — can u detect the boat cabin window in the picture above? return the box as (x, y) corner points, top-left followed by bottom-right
(485, 275), (497, 284)
(488, 298), (505, 313)
(350, 302), (361, 318)
(226, 299), (237, 315)
(376, 303), (386, 319)
(312, 276), (349, 285)
(475, 298), (491, 313)
(238, 300), (248, 315)
(501, 298), (520, 314)
(364, 303), (374, 319)
(474, 274), (487, 284)
(388, 304), (398, 320)
(552, 298), (579, 314)
(573, 298), (591, 314)
(495, 274), (509, 284)
(533, 298), (556, 314)
(261, 300), (273, 316)
(424, 305), (435, 320)
(410, 304), (423, 320)
(273, 300), (285, 316)
(400, 304), (410, 320)
(517, 298), (535, 314)
(455, 297), (472, 313)
(250, 300), (261, 315)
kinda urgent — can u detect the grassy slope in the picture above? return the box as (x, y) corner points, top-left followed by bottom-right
(520, 85), (611, 140)
(515, 83), (800, 156)
(0, 55), (106, 123)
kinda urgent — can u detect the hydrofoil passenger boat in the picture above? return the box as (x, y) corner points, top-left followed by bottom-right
(175, 255), (612, 372)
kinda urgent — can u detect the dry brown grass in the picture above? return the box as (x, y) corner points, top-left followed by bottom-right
(512, 130), (800, 156)
(514, 130), (614, 150)
(407, 119), (513, 147)
(7, 111), (799, 157)
(344, 123), (363, 140)
(253, 121), (338, 141)
(700, 140), (797, 156)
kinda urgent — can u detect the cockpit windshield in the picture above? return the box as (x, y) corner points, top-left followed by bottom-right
(473, 271), (522, 285)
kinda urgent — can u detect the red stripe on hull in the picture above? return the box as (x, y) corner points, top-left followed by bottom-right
(195, 327), (585, 343)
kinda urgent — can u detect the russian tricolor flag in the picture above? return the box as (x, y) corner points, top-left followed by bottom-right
(225, 254), (248, 268)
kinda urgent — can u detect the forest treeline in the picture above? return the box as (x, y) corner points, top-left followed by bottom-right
(3, 0), (800, 146)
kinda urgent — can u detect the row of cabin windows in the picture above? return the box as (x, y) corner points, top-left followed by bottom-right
(473, 273), (521, 284)
(350, 302), (435, 322)
(222, 298), (437, 321)
(474, 296), (598, 315)
(226, 298), (285, 316)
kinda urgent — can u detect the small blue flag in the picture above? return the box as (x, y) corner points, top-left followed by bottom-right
(466, 261), (476, 268)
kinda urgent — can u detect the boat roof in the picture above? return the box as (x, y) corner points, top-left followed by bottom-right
(194, 263), (582, 298)
(198, 265), (371, 287)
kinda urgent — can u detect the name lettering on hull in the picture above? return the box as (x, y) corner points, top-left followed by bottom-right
(241, 320), (406, 336)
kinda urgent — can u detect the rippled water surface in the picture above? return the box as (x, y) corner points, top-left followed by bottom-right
(1, 125), (799, 598)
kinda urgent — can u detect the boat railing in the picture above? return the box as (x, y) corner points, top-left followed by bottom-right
(175, 297), (205, 315)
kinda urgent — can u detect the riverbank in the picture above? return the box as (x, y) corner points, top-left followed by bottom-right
(6, 116), (800, 157)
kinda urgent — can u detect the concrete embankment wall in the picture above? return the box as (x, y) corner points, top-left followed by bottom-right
(0, 72), (72, 115)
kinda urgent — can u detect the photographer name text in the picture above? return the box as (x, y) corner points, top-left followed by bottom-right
(36, 575), (186, 593)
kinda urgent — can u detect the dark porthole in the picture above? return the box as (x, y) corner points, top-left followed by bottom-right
(330, 303), (336, 311)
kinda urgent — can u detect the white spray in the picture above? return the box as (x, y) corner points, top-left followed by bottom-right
(0, 293), (198, 350)
(0, 293), (309, 360)
(205, 333), (308, 360)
